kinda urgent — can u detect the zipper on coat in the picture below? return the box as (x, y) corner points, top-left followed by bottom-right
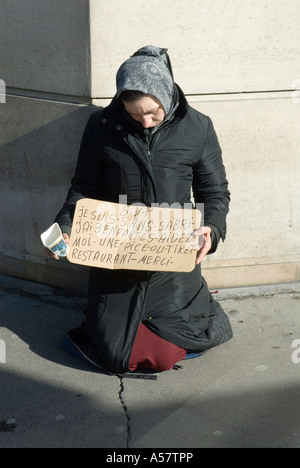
(144, 130), (161, 160)
(145, 134), (151, 158)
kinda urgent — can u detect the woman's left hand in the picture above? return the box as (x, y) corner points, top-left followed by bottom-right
(194, 226), (212, 264)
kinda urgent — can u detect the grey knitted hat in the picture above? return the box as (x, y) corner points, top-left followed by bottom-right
(116, 45), (175, 115)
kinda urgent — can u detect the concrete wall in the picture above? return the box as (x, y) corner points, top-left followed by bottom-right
(0, 0), (92, 293)
(1, 0), (300, 293)
(1, 0), (91, 97)
(90, 0), (300, 95)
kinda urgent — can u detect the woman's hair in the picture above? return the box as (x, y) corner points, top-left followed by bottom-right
(119, 90), (148, 102)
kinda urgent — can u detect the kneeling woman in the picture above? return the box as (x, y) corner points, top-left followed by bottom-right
(48, 46), (233, 375)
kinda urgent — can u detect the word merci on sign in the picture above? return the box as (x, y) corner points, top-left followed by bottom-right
(67, 199), (202, 272)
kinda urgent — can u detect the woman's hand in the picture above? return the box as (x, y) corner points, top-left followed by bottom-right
(44, 233), (70, 260)
(194, 226), (212, 265)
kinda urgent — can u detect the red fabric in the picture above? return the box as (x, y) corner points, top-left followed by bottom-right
(129, 322), (187, 372)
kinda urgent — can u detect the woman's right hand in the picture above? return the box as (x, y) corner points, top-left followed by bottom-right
(44, 233), (70, 260)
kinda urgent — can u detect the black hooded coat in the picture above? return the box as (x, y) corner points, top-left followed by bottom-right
(55, 49), (233, 374)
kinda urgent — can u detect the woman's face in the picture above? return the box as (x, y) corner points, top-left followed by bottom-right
(122, 95), (165, 128)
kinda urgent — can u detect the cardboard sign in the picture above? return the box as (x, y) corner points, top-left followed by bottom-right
(67, 199), (202, 272)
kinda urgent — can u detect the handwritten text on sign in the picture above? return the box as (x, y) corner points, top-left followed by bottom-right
(67, 199), (202, 272)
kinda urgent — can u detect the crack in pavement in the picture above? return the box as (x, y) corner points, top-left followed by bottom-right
(116, 372), (158, 447)
(118, 376), (132, 447)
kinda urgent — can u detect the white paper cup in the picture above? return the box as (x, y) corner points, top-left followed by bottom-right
(40, 223), (69, 257)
